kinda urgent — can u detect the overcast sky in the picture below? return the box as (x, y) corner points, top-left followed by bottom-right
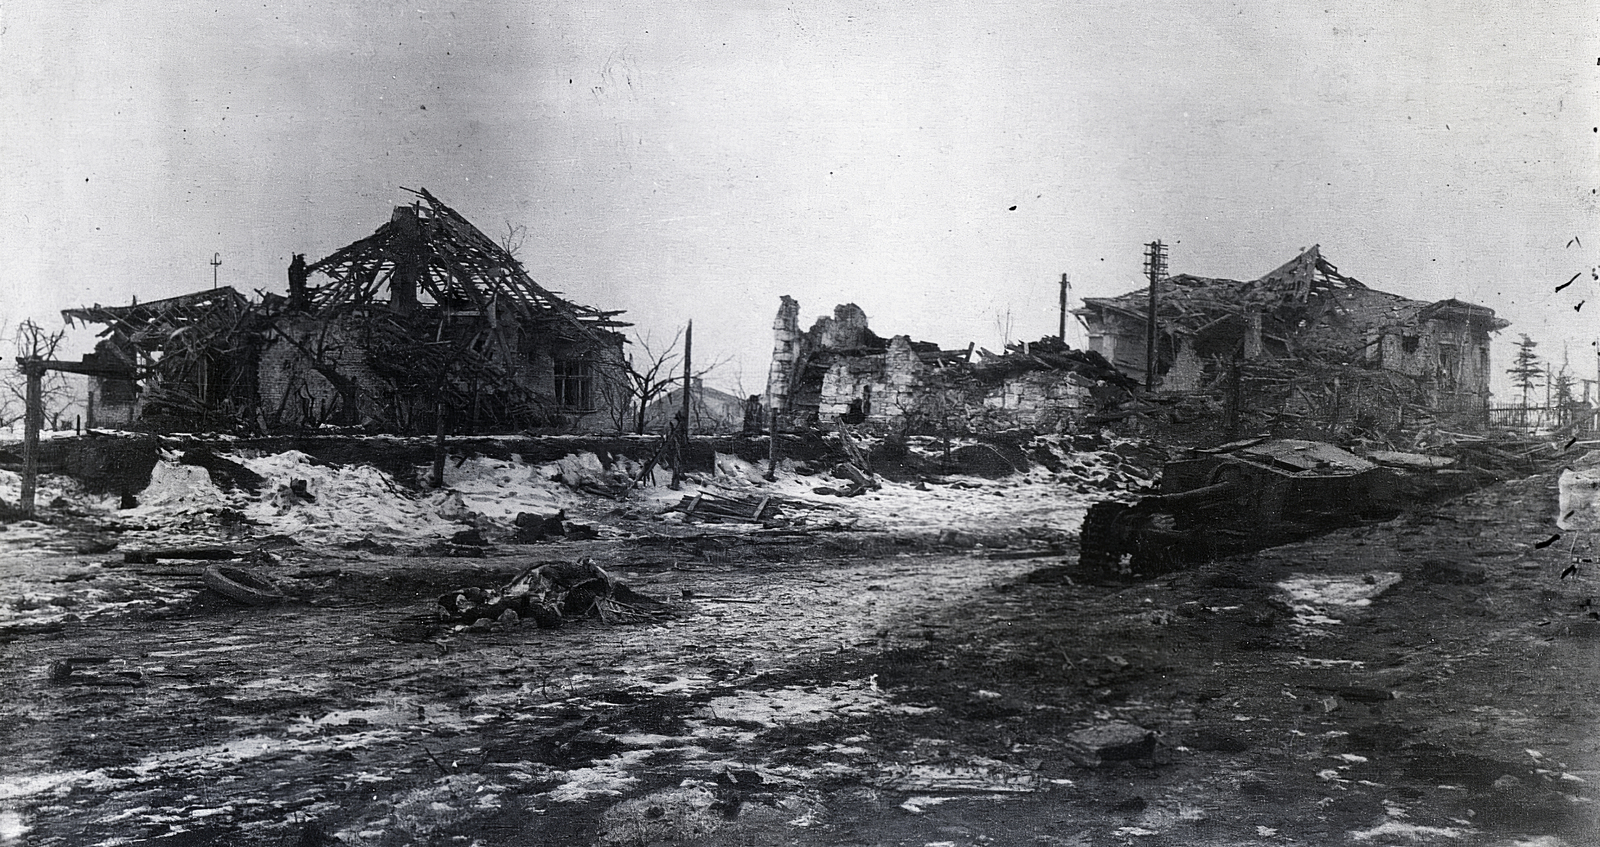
(2, 0), (1596, 397)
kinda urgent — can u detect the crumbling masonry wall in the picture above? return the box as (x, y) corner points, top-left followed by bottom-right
(768, 299), (1094, 434)
(817, 336), (924, 420)
(257, 315), (386, 429)
(976, 371), (1085, 432)
(1367, 319), (1493, 415)
(765, 296), (804, 417)
(767, 300), (883, 428)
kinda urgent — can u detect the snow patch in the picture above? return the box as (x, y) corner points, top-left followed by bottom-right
(546, 750), (654, 803)
(0, 810), (29, 844)
(900, 795), (960, 814)
(1351, 820), (1469, 841)
(702, 680), (933, 728)
(1278, 572), (1401, 629)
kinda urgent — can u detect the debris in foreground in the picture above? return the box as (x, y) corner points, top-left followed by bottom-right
(201, 564), (286, 605)
(666, 491), (783, 523)
(1064, 721), (1159, 767)
(438, 558), (674, 630)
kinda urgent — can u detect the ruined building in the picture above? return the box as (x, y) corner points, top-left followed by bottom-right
(65, 189), (631, 435)
(764, 297), (1134, 434)
(63, 288), (251, 430)
(640, 379), (750, 435)
(1074, 246), (1509, 434)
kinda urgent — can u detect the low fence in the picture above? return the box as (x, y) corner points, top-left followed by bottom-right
(1488, 404), (1600, 435)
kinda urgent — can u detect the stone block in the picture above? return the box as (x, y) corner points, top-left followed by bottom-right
(1065, 722), (1157, 766)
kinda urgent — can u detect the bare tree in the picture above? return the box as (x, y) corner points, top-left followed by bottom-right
(7, 320), (76, 430)
(608, 327), (729, 435)
(622, 329), (686, 435)
(500, 220), (528, 258)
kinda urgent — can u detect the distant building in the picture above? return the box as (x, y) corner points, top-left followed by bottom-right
(1074, 245), (1509, 431)
(640, 379), (749, 435)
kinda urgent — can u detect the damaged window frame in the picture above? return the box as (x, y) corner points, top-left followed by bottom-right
(554, 358), (598, 413)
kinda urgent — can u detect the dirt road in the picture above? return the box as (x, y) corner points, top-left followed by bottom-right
(2, 472), (1597, 846)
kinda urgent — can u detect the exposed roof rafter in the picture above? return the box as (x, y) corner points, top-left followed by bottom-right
(304, 187), (630, 337)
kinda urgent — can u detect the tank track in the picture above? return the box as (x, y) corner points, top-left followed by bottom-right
(1078, 501), (1134, 580)
(1079, 501), (1194, 581)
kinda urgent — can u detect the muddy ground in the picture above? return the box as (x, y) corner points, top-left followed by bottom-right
(2, 472), (1598, 846)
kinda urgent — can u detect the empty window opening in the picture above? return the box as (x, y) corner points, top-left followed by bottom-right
(554, 360), (595, 410)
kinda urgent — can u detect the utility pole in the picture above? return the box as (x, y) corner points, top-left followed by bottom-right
(1143, 240), (1168, 391)
(680, 320), (693, 432)
(1058, 273), (1071, 341)
(671, 321), (692, 489)
(211, 252), (222, 290)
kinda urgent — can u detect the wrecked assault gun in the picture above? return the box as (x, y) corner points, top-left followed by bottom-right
(1078, 438), (1400, 580)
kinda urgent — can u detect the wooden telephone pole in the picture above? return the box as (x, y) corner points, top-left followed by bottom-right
(1058, 273), (1071, 341)
(670, 321), (692, 489)
(19, 359), (43, 516)
(1143, 240), (1168, 391)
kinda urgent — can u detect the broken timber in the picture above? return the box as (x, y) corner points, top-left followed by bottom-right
(667, 491), (782, 523)
(16, 355), (139, 516)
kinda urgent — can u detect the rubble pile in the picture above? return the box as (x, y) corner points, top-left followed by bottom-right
(437, 558), (674, 632)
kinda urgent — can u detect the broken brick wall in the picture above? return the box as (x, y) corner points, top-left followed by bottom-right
(766, 300), (882, 428)
(256, 315), (386, 430)
(816, 339), (1093, 434)
(768, 298), (1097, 434)
(1366, 318), (1494, 416)
(871, 366), (1091, 435)
(974, 371), (1086, 432)
(818, 335), (924, 421)
(765, 295), (806, 421)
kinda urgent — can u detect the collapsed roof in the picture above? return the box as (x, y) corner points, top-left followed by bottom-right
(303, 187), (627, 336)
(1077, 245), (1508, 363)
(63, 287), (252, 369)
(970, 336), (1140, 390)
(60, 188), (633, 434)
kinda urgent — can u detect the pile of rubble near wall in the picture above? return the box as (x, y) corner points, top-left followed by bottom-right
(765, 299), (1143, 438)
(880, 337), (1142, 437)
